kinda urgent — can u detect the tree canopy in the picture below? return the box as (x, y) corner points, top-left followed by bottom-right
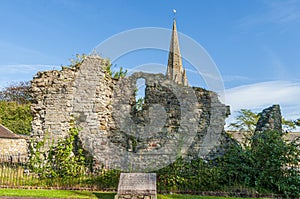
(0, 81), (32, 135)
(229, 109), (297, 133)
(0, 100), (32, 135)
(0, 81), (31, 104)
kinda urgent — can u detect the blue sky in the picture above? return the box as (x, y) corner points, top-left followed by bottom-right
(0, 0), (299, 128)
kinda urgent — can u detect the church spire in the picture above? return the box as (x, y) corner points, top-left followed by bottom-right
(166, 18), (188, 86)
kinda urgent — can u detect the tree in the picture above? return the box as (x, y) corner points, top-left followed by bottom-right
(0, 81), (32, 135)
(228, 109), (297, 146)
(228, 109), (259, 145)
(229, 109), (296, 133)
(0, 81), (31, 104)
(228, 109), (259, 134)
(282, 117), (296, 132)
(0, 101), (32, 135)
(295, 118), (300, 126)
(220, 130), (300, 197)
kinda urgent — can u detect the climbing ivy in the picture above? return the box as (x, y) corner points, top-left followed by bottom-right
(28, 122), (87, 179)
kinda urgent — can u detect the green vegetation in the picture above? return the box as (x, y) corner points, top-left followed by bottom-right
(228, 109), (259, 134)
(0, 81), (31, 104)
(0, 81), (32, 135)
(68, 53), (87, 67)
(0, 188), (100, 198)
(0, 100), (32, 135)
(68, 54), (128, 79)
(0, 189), (263, 199)
(112, 66), (127, 79)
(28, 121), (89, 179)
(105, 62), (128, 79)
(0, 58), (298, 197)
(220, 130), (300, 198)
(228, 109), (297, 146)
(134, 97), (145, 111)
(155, 128), (300, 197)
(229, 109), (297, 134)
(0, 108), (298, 197)
(158, 195), (259, 199)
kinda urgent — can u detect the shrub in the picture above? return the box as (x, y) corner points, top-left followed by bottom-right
(28, 121), (88, 179)
(220, 130), (300, 197)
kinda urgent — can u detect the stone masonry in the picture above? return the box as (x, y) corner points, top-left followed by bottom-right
(0, 124), (28, 162)
(30, 56), (230, 171)
(255, 104), (282, 133)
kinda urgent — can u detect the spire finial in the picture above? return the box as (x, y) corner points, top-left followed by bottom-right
(173, 9), (176, 18)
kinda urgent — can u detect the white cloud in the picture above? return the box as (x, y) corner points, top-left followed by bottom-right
(222, 75), (250, 83)
(225, 81), (300, 130)
(265, 0), (300, 24)
(0, 64), (58, 89)
(0, 64), (56, 74)
(239, 0), (300, 27)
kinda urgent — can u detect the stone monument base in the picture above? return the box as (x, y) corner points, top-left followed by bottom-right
(115, 173), (157, 199)
(114, 194), (155, 199)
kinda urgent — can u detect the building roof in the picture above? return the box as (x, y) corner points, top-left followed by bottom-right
(227, 130), (300, 143)
(0, 124), (22, 139)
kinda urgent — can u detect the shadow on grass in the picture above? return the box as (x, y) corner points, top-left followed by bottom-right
(93, 192), (115, 199)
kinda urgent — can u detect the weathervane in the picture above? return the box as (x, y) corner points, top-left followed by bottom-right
(173, 9), (176, 18)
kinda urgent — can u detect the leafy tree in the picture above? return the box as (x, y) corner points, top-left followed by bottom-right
(295, 118), (300, 126)
(0, 81), (31, 104)
(228, 109), (259, 145)
(220, 130), (300, 197)
(0, 101), (32, 135)
(282, 117), (296, 132)
(228, 109), (296, 137)
(228, 109), (259, 133)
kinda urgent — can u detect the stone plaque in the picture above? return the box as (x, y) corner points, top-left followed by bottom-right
(116, 173), (156, 199)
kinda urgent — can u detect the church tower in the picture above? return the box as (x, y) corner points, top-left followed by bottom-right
(166, 19), (188, 86)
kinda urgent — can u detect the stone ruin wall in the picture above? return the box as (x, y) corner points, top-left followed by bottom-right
(30, 56), (230, 166)
(31, 57), (114, 141)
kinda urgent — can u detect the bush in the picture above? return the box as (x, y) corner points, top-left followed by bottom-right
(220, 130), (300, 197)
(28, 122), (88, 179)
(0, 100), (32, 135)
(157, 158), (222, 193)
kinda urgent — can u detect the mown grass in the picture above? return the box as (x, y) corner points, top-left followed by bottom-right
(0, 188), (100, 198)
(0, 189), (267, 199)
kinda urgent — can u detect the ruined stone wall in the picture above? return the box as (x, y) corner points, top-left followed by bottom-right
(30, 56), (230, 170)
(255, 104), (282, 133)
(31, 57), (114, 141)
(31, 65), (79, 140)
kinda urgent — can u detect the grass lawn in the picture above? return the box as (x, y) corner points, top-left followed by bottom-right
(0, 189), (264, 199)
(0, 189), (101, 198)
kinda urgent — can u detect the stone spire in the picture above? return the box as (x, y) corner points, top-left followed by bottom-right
(166, 19), (188, 86)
